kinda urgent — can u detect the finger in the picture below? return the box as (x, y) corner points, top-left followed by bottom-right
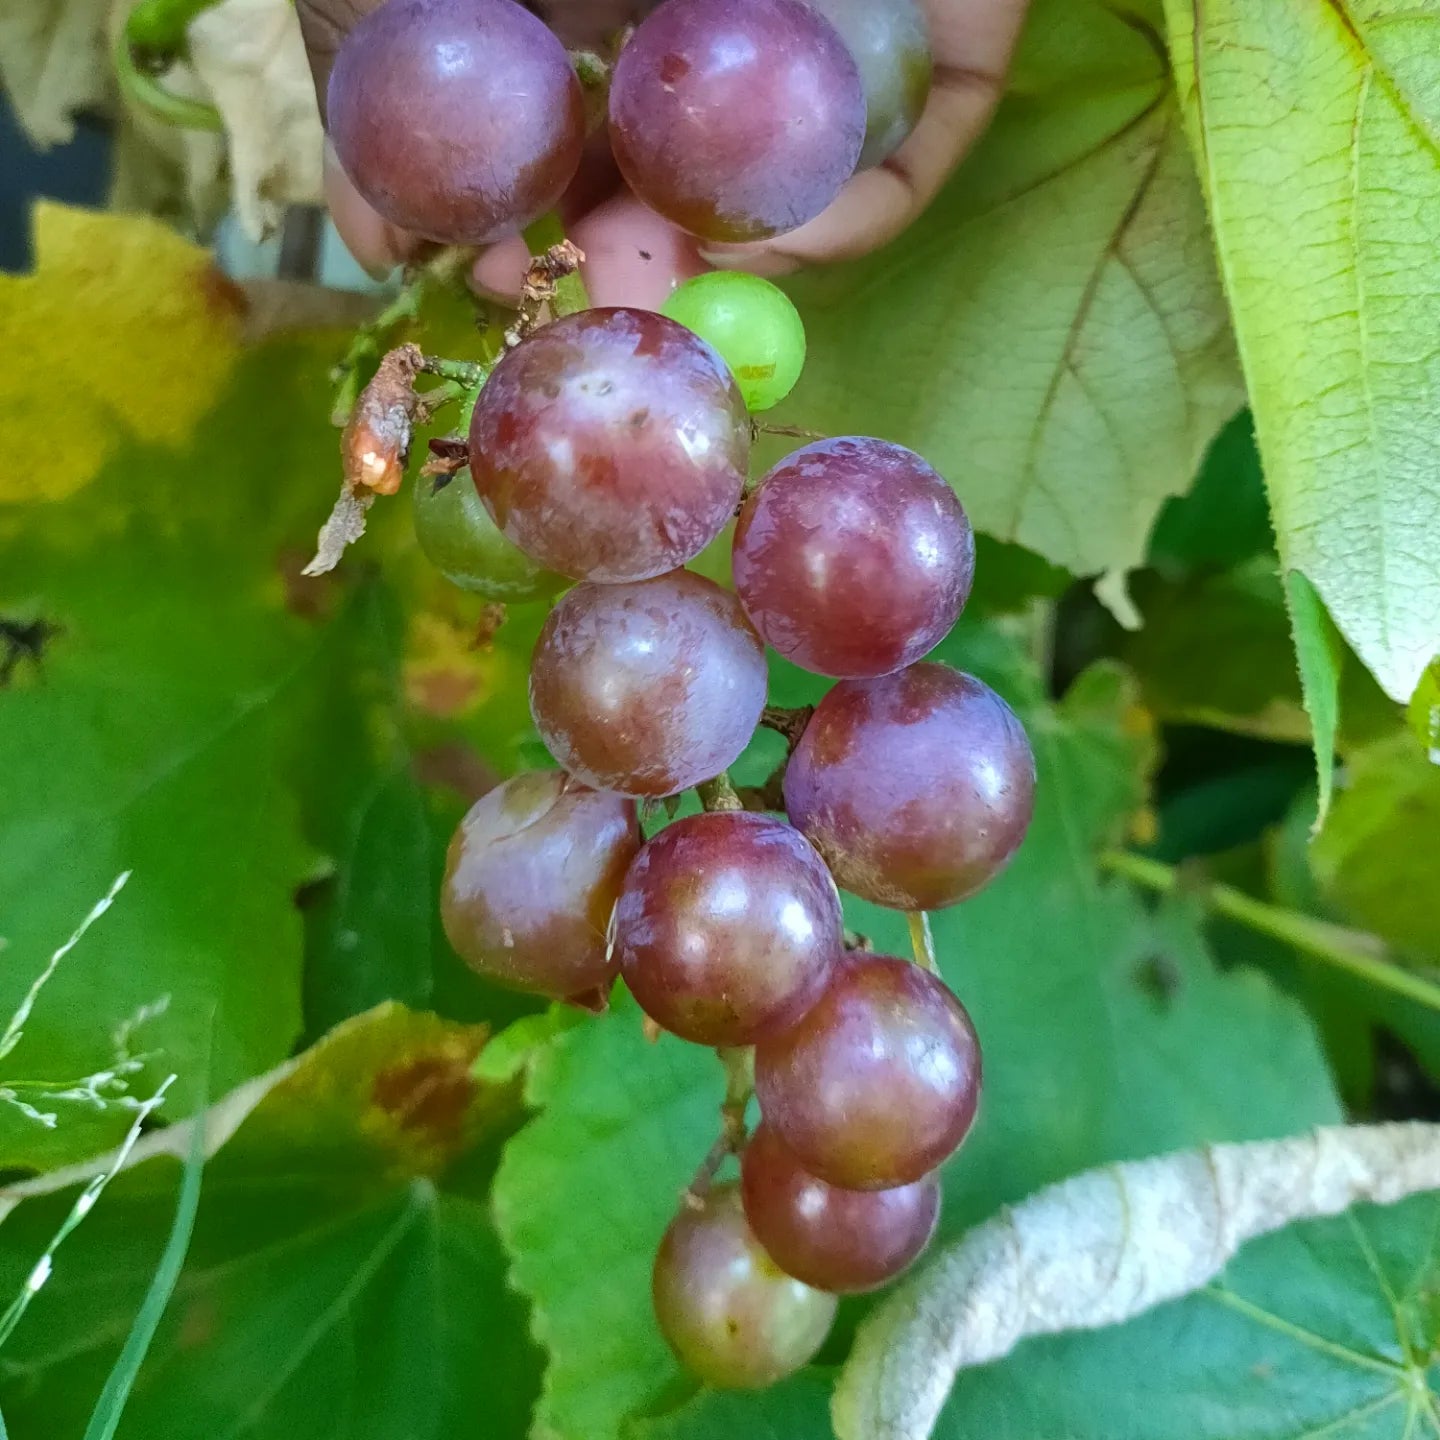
(472, 192), (704, 310)
(324, 141), (423, 275)
(699, 0), (1030, 273)
(571, 192), (707, 308)
(297, 0), (387, 120)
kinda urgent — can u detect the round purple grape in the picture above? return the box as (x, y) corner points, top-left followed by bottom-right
(530, 571), (767, 797)
(615, 811), (842, 1045)
(741, 1122), (939, 1292)
(784, 663), (1036, 909)
(754, 953), (981, 1189)
(469, 308), (749, 584)
(608, 0), (866, 242)
(440, 771), (640, 1007)
(327, 0), (585, 244)
(733, 437), (974, 678)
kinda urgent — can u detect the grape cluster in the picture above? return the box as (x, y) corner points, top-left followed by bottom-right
(327, 0), (931, 247)
(433, 282), (1034, 1387)
(335, 0), (1037, 1393)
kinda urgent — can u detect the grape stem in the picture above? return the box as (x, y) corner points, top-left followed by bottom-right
(696, 773), (745, 813)
(685, 1046), (755, 1206)
(907, 911), (938, 974)
(330, 246), (474, 424)
(419, 356), (487, 386)
(752, 421), (826, 443)
(520, 213), (590, 321)
(759, 703), (813, 748)
(1101, 850), (1440, 1014)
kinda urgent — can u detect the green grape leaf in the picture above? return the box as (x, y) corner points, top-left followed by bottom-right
(1408, 660), (1440, 760)
(1313, 733), (1440, 965)
(0, 1004), (540, 1440)
(0, 204), (537, 1170)
(1164, 0), (1440, 707)
(1287, 570), (1348, 830)
(0, 233), (345, 1157)
(782, 0), (1241, 593)
(493, 632), (1339, 1440)
(1122, 561), (1396, 755)
(1146, 411), (1273, 572)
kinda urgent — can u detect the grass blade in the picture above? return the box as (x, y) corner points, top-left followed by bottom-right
(80, 1062), (208, 1440)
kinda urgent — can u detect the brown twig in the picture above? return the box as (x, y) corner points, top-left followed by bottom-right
(760, 704), (814, 749)
(504, 239), (588, 346)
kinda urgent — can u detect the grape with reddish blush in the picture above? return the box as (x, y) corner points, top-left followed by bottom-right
(741, 1122), (939, 1292)
(653, 1183), (836, 1387)
(441, 771), (640, 1007)
(784, 663), (1035, 908)
(806, 0), (932, 167)
(469, 308), (749, 583)
(530, 571), (767, 796)
(733, 438), (974, 678)
(754, 953), (981, 1189)
(327, 0), (584, 243)
(615, 812), (842, 1045)
(609, 0), (866, 242)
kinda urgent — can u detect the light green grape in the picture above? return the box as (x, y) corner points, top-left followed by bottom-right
(661, 272), (806, 412)
(412, 466), (564, 601)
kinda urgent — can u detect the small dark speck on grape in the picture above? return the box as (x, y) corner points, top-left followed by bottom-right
(639, 250), (652, 261)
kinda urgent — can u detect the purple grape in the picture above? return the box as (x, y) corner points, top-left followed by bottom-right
(805, 0), (932, 167)
(440, 771), (641, 1007)
(529, 571), (767, 796)
(653, 1183), (836, 1387)
(741, 1122), (939, 1292)
(608, 0), (866, 242)
(784, 663), (1036, 909)
(327, 0), (585, 244)
(733, 438), (974, 678)
(754, 954), (981, 1189)
(469, 309), (749, 583)
(615, 812), (842, 1045)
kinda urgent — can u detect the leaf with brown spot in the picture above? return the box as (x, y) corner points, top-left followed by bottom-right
(0, 1005), (540, 1438)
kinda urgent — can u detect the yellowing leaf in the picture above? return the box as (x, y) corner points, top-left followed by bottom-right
(783, 0), (1241, 591)
(0, 202), (242, 504)
(1165, 0), (1440, 705)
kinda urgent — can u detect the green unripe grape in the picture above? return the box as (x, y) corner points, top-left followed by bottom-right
(662, 272), (806, 413)
(412, 466), (564, 601)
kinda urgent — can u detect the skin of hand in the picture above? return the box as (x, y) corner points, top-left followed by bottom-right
(299, 0), (1031, 309)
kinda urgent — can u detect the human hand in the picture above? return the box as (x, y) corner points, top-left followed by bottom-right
(297, 0), (1031, 308)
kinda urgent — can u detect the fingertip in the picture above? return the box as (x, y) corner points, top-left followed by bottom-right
(324, 141), (420, 277)
(694, 245), (801, 280)
(570, 195), (707, 309)
(469, 236), (533, 303)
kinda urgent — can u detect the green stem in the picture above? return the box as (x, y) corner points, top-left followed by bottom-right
(1101, 850), (1440, 1014)
(522, 212), (590, 317)
(113, 34), (222, 131)
(696, 773), (744, 813)
(686, 1047), (754, 1201)
(330, 247), (472, 424)
(907, 911), (938, 974)
(124, 0), (222, 54)
(420, 356), (487, 386)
